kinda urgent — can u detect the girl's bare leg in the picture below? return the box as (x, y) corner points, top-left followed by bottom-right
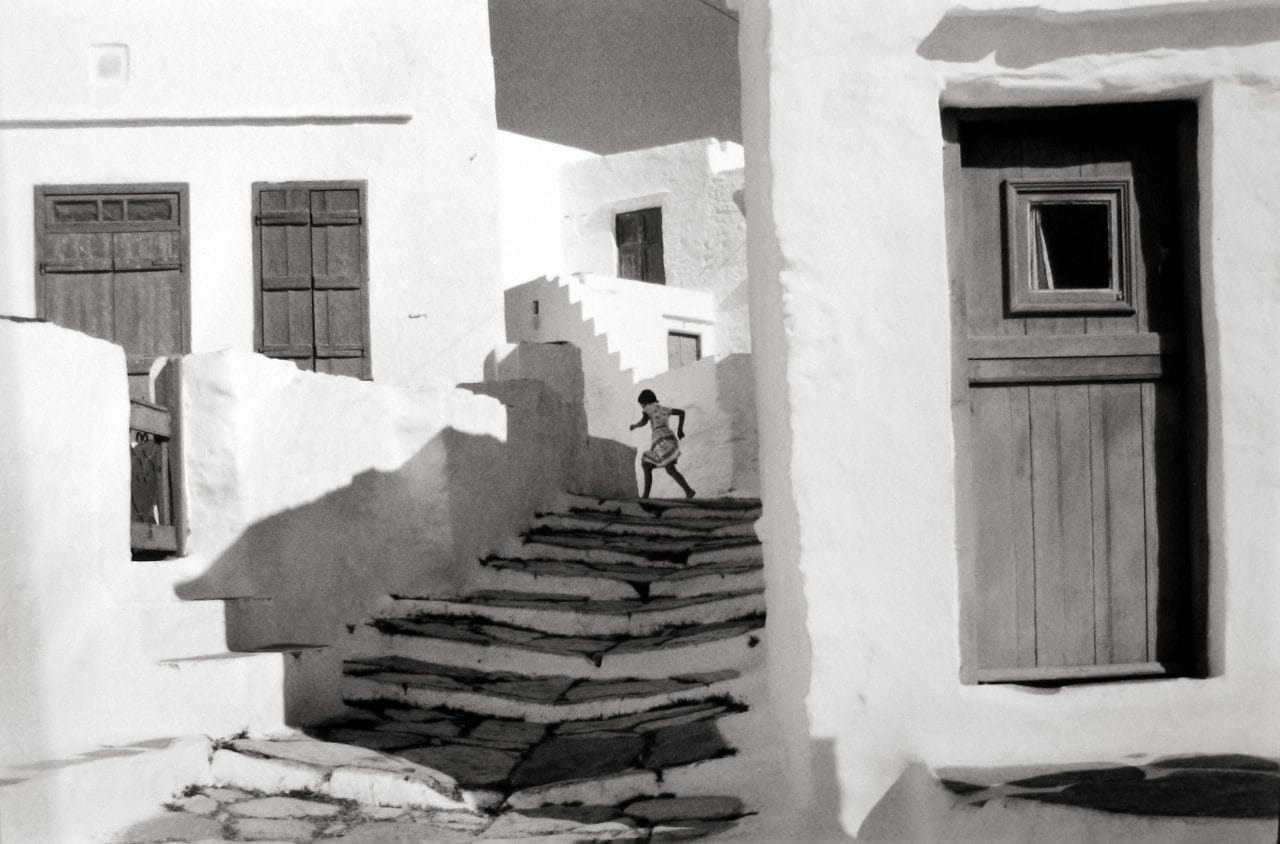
(642, 463), (654, 498)
(665, 464), (695, 498)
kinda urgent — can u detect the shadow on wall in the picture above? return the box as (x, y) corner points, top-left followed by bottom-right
(917, 3), (1280, 68)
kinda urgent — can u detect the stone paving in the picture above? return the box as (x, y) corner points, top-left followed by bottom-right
(114, 786), (748, 842)
(939, 753), (1280, 819)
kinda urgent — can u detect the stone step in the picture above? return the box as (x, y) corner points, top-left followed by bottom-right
(553, 492), (761, 522)
(501, 534), (762, 567)
(309, 698), (744, 805)
(378, 589), (765, 638)
(471, 555), (764, 600)
(342, 655), (748, 723)
(348, 611), (764, 679)
(531, 511), (758, 541)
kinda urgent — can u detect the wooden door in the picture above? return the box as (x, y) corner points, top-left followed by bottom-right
(254, 182), (370, 379)
(36, 185), (190, 397)
(947, 104), (1203, 683)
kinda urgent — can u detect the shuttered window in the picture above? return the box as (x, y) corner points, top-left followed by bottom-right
(35, 184), (191, 387)
(616, 207), (665, 284)
(667, 331), (701, 369)
(253, 182), (371, 379)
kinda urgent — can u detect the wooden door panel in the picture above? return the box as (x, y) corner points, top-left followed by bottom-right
(44, 272), (115, 341)
(43, 232), (112, 272)
(971, 386), (1037, 670)
(114, 269), (184, 359)
(312, 224), (361, 288)
(260, 290), (315, 359)
(114, 231), (180, 271)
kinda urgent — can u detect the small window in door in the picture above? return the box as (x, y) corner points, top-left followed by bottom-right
(1005, 179), (1133, 315)
(253, 181), (371, 379)
(668, 331), (701, 369)
(616, 207), (665, 284)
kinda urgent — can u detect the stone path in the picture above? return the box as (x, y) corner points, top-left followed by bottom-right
(939, 753), (1280, 819)
(120, 493), (766, 842)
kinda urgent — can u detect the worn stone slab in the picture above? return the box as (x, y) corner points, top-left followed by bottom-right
(229, 796), (343, 819)
(470, 718), (547, 746)
(211, 748), (327, 793)
(634, 705), (727, 733)
(645, 719), (731, 769)
(516, 805), (628, 824)
(330, 820), (479, 843)
(510, 733), (645, 789)
(1150, 754), (1280, 772)
(115, 811), (225, 843)
(1013, 769), (1280, 818)
(372, 719), (462, 740)
(506, 770), (660, 810)
(203, 786), (250, 802)
(230, 738), (409, 773)
(1006, 765), (1146, 789)
(233, 816), (318, 840)
(323, 729), (425, 752)
(479, 812), (584, 837)
(399, 745), (521, 787)
(648, 819), (737, 841)
(383, 707), (451, 724)
(555, 702), (722, 736)
(171, 794), (220, 815)
(321, 765), (468, 811)
(564, 678), (686, 702)
(486, 676), (577, 701)
(625, 796), (745, 823)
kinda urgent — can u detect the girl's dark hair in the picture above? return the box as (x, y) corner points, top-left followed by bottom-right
(637, 389), (658, 405)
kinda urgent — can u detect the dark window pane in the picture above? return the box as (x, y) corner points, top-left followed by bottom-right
(127, 198), (174, 221)
(101, 200), (124, 221)
(53, 200), (99, 223)
(1033, 203), (1111, 290)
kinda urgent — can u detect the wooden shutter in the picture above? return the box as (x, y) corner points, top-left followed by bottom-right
(667, 332), (701, 369)
(254, 182), (369, 378)
(616, 207), (665, 283)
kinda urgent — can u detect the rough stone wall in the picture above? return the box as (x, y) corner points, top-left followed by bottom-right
(740, 0), (1280, 836)
(0, 0), (501, 389)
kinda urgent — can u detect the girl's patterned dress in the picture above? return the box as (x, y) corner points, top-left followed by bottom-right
(641, 402), (681, 467)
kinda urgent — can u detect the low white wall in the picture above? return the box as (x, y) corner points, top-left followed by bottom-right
(177, 348), (620, 643)
(560, 140), (750, 354)
(741, 0), (1280, 837)
(634, 354), (758, 498)
(0, 0), (501, 389)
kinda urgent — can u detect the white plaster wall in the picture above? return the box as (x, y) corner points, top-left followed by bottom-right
(0, 322), (289, 769)
(561, 140), (751, 354)
(0, 0), (501, 389)
(496, 131), (594, 287)
(634, 354), (758, 497)
(741, 0), (1280, 836)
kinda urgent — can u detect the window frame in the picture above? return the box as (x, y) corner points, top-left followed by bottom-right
(615, 206), (666, 284)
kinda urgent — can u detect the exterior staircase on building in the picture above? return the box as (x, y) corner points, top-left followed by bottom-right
(207, 492), (765, 839)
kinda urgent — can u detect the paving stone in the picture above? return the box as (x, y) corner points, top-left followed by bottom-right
(479, 624), (546, 644)
(322, 766), (467, 811)
(229, 796), (342, 819)
(1005, 765), (1146, 788)
(114, 811), (225, 843)
(322, 729), (424, 752)
(203, 787), (250, 802)
(625, 796), (745, 823)
(382, 707), (451, 723)
(648, 819), (737, 841)
(399, 744), (521, 787)
(382, 619), (491, 645)
(324, 822), (350, 835)
(361, 806), (408, 821)
(633, 705), (726, 733)
(662, 621), (760, 646)
(171, 794), (220, 815)
(486, 676), (577, 701)
(372, 719), (462, 739)
(229, 739), (409, 773)
(509, 733), (645, 789)
(232, 816), (318, 840)
(517, 805), (627, 824)
(469, 718), (547, 746)
(479, 812), (583, 837)
(1013, 769), (1280, 818)
(528, 636), (611, 655)
(329, 820), (480, 843)
(1150, 753), (1280, 772)
(645, 718), (732, 769)
(605, 635), (674, 654)
(211, 748), (327, 793)
(555, 703), (721, 736)
(563, 678), (683, 702)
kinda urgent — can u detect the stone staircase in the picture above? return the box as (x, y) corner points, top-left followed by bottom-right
(198, 492), (766, 840)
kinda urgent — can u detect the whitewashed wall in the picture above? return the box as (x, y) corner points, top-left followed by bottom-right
(0, 0), (501, 389)
(561, 140), (750, 355)
(739, 0), (1280, 837)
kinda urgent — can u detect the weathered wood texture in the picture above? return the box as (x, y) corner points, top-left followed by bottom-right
(616, 207), (665, 284)
(949, 104), (1201, 683)
(254, 182), (370, 379)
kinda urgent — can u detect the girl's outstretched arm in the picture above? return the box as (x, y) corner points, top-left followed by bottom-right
(629, 412), (648, 431)
(671, 407), (687, 438)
